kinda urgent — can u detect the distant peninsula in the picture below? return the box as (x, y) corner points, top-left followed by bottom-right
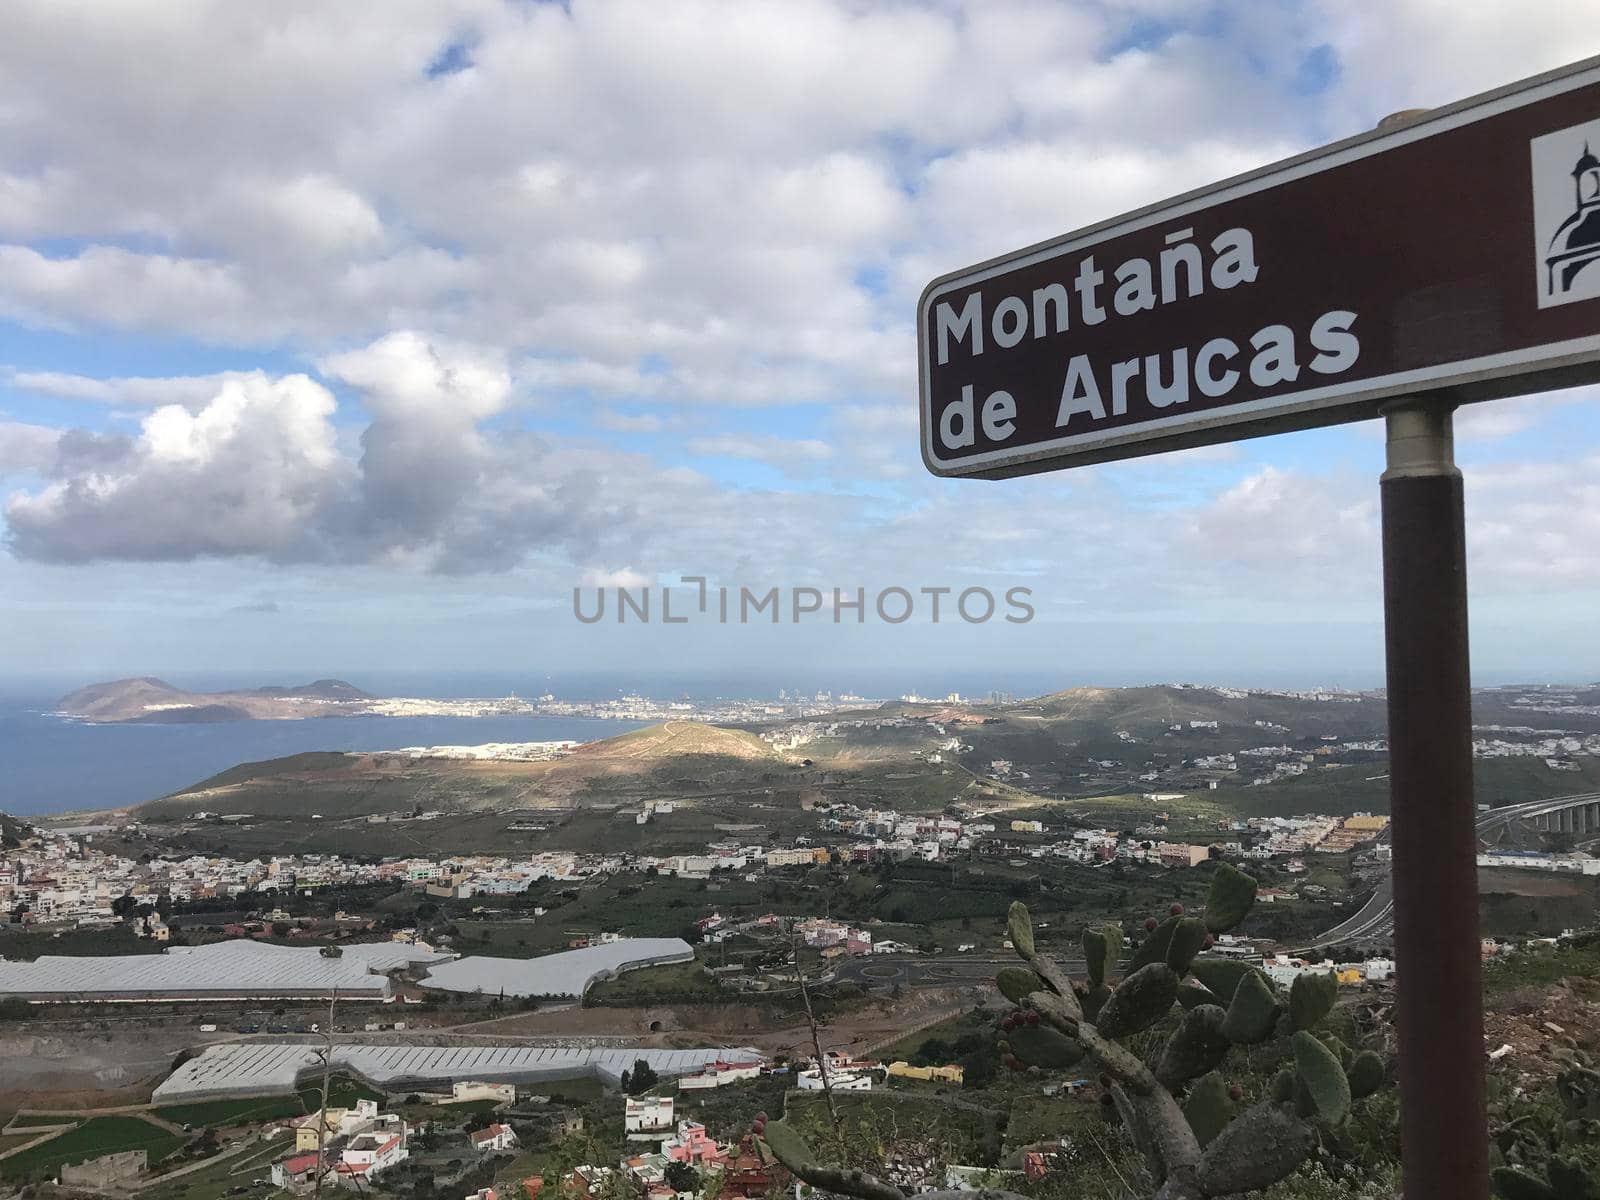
(55, 677), (388, 723)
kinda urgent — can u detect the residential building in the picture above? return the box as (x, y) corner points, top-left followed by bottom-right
(886, 1061), (963, 1084)
(450, 1081), (515, 1106)
(661, 1120), (727, 1168)
(677, 1060), (763, 1091)
(469, 1124), (519, 1154)
(271, 1152), (326, 1192)
(625, 1096), (675, 1135)
(335, 1130), (407, 1181)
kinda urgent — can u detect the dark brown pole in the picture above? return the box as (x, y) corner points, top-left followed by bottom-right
(1380, 399), (1487, 1200)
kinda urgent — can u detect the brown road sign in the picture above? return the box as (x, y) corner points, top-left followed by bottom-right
(918, 56), (1600, 478)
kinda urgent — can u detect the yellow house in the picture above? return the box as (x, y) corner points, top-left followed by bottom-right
(1336, 968), (1363, 987)
(295, 1111), (345, 1152)
(886, 1061), (964, 1084)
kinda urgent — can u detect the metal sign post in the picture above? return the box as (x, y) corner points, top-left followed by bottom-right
(1380, 400), (1486, 1200)
(913, 56), (1600, 1200)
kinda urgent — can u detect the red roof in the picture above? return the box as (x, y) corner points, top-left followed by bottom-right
(282, 1153), (322, 1173)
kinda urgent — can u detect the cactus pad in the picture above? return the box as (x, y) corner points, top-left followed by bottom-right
(1182, 1071), (1235, 1148)
(1155, 1003), (1230, 1088)
(1007, 901), (1035, 958)
(1222, 968), (1280, 1045)
(1346, 1050), (1386, 1099)
(1289, 970), (1338, 1031)
(1292, 1029), (1351, 1124)
(1096, 962), (1179, 1039)
(759, 1120), (817, 1172)
(997, 966), (1043, 1005)
(1178, 981), (1221, 1010)
(1204, 862), (1258, 933)
(1191, 958), (1274, 1004)
(1082, 924), (1120, 987)
(1166, 916), (1209, 974)
(1128, 915), (1180, 972)
(1490, 1167), (1558, 1200)
(1007, 1022), (1085, 1069)
(1196, 1102), (1316, 1195)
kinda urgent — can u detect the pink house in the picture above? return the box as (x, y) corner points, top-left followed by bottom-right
(662, 1121), (727, 1168)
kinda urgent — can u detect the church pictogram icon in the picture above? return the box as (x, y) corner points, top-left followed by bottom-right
(1545, 142), (1600, 295)
(1531, 118), (1600, 309)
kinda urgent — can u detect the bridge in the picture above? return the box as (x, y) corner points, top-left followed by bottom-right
(1297, 789), (1600, 953)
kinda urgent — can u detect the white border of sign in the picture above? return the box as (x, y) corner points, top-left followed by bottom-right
(917, 56), (1600, 479)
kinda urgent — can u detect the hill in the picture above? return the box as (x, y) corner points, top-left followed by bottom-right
(56, 677), (378, 723)
(135, 720), (790, 821)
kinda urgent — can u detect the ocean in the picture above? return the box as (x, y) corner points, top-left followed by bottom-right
(0, 666), (1079, 816)
(0, 700), (650, 817)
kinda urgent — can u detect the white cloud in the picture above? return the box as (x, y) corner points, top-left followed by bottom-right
(581, 566), (650, 588)
(0, 245), (258, 340)
(595, 410), (665, 434)
(0, 420), (60, 476)
(6, 374), (345, 561)
(8, 368), (281, 409)
(688, 434), (834, 477)
(1, 0), (1599, 636)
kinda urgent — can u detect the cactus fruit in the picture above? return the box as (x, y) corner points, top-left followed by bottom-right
(1096, 962), (1180, 1038)
(1155, 1004), (1230, 1089)
(1007, 1022), (1086, 1069)
(1346, 1050), (1386, 1100)
(1165, 916), (1210, 974)
(1292, 1029), (1352, 1124)
(1204, 862), (1258, 933)
(997, 965), (1043, 1005)
(1290, 969), (1338, 1031)
(1222, 967), (1280, 1045)
(1182, 1071), (1235, 1147)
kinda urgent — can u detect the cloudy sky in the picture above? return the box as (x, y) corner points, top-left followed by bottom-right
(2, 0), (1599, 694)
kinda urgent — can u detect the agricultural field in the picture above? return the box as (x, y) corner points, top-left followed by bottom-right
(141, 1135), (293, 1200)
(0, 1115), (188, 1181)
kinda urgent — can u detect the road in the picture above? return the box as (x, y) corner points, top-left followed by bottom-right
(1297, 788), (1600, 953)
(829, 955), (1086, 990)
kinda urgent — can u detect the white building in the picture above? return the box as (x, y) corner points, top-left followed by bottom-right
(625, 1096), (675, 1134)
(337, 1130), (407, 1181)
(797, 1066), (872, 1091)
(449, 1081), (515, 1106)
(468, 1123), (518, 1154)
(677, 1059), (763, 1091)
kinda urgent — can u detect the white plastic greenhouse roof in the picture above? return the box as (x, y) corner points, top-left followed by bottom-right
(418, 937), (694, 998)
(0, 939), (450, 1000)
(153, 1040), (763, 1101)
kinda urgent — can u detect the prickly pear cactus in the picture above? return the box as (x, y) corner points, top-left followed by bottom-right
(980, 864), (1391, 1199)
(755, 862), (1395, 1200)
